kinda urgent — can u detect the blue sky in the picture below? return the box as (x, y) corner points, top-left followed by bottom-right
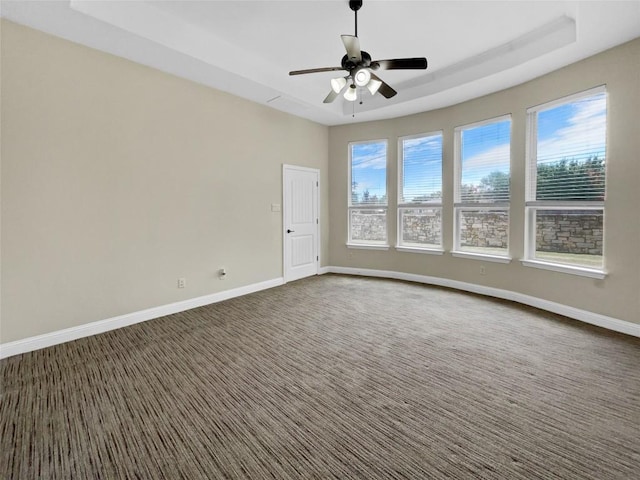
(537, 92), (606, 165)
(401, 134), (442, 202)
(460, 119), (511, 186)
(351, 91), (606, 203)
(351, 141), (387, 201)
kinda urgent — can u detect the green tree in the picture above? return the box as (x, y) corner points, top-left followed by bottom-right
(479, 171), (509, 201)
(411, 191), (442, 203)
(537, 156), (605, 200)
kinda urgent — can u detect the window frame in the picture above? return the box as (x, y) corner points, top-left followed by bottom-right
(523, 86), (607, 278)
(453, 114), (513, 261)
(396, 131), (444, 253)
(347, 138), (389, 248)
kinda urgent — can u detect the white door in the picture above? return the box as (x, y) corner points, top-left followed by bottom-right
(283, 165), (319, 282)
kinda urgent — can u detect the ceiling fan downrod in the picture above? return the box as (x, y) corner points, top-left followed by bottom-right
(350, 0), (362, 37)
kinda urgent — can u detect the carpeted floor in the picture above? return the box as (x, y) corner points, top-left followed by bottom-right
(1, 274), (639, 479)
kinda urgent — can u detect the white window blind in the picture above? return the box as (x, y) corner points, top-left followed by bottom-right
(457, 118), (511, 204)
(400, 133), (443, 204)
(532, 91), (606, 201)
(398, 132), (443, 249)
(350, 141), (387, 207)
(349, 140), (388, 245)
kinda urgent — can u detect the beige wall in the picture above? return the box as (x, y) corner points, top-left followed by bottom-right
(329, 38), (640, 325)
(2, 19), (638, 345)
(0, 20), (329, 343)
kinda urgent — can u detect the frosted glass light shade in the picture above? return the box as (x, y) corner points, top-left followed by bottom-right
(330, 76), (347, 94)
(354, 68), (371, 87)
(367, 78), (382, 95)
(344, 84), (357, 101)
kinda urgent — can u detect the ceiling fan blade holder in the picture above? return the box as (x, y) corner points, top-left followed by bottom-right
(372, 58), (428, 70)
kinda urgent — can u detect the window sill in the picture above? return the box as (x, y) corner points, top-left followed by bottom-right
(346, 243), (389, 251)
(521, 259), (607, 279)
(395, 246), (444, 255)
(451, 251), (512, 264)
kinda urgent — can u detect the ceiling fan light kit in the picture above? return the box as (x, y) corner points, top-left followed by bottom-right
(331, 76), (348, 94)
(289, 0), (428, 104)
(354, 68), (371, 87)
(344, 84), (358, 102)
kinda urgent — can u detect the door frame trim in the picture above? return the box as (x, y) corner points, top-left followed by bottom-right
(282, 164), (320, 283)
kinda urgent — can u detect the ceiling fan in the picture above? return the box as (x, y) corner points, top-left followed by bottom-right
(289, 0), (428, 104)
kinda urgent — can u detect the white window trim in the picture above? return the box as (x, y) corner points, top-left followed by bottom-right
(521, 259), (607, 279)
(348, 139), (389, 247)
(451, 251), (512, 264)
(395, 246), (445, 255)
(525, 85), (606, 115)
(347, 243), (390, 251)
(453, 115), (512, 260)
(524, 86), (607, 276)
(397, 131), (444, 251)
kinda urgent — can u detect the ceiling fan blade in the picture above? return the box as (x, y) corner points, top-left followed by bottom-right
(370, 73), (397, 99)
(341, 34), (362, 62)
(323, 90), (340, 104)
(289, 66), (345, 76)
(371, 58), (428, 70)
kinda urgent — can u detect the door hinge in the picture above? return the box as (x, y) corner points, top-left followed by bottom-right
(317, 256), (319, 261)
(316, 181), (319, 187)
(316, 218), (319, 224)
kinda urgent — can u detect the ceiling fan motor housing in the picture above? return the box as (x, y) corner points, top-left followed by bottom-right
(341, 51), (372, 72)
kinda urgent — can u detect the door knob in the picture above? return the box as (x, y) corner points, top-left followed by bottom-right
(287, 229), (295, 233)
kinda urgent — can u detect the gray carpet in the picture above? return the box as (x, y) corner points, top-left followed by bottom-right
(1, 274), (639, 479)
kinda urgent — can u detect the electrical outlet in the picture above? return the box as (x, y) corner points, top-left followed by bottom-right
(219, 268), (227, 280)
(177, 277), (186, 288)
(479, 266), (486, 276)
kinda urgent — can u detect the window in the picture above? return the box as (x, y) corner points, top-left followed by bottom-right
(397, 132), (443, 251)
(349, 140), (388, 246)
(525, 87), (606, 275)
(454, 116), (511, 258)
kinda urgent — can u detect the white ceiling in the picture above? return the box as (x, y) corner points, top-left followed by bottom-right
(2, 1), (640, 126)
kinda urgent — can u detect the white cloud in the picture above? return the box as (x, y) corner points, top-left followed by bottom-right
(461, 143), (510, 184)
(352, 143), (387, 170)
(537, 94), (606, 163)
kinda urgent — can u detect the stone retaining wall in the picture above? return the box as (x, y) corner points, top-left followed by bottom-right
(536, 211), (603, 255)
(401, 210), (441, 245)
(459, 211), (509, 249)
(350, 209), (603, 255)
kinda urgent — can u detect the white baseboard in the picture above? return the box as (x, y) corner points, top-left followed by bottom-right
(0, 277), (284, 359)
(3, 268), (637, 359)
(326, 266), (640, 338)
